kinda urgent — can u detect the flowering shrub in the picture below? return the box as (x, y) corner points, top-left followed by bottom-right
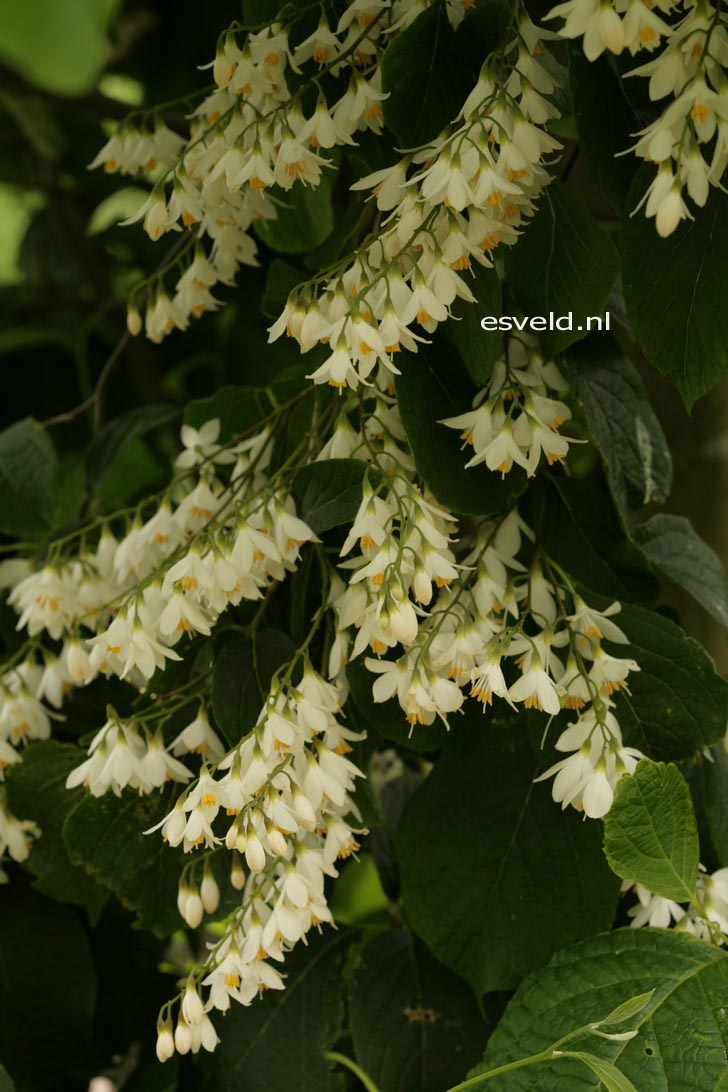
(1, 0), (728, 1088)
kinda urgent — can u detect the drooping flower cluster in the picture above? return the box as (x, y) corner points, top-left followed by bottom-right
(441, 340), (574, 477)
(547, 0), (728, 236)
(151, 667), (365, 1061)
(270, 13), (561, 390)
(0, 417), (315, 877)
(92, 1), (478, 342)
(623, 865), (728, 944)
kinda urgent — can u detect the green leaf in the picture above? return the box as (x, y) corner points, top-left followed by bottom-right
(396, 346), (525, 516)
(329, 854), (388, 926)
(381, 1), (471, 148)
(4, 741), (107, 920)
(564, 335), (672, 515)
(260, 258), (304, 319)
(0, 1065), (14, 1092)
(504, 181), (619, 353)
(95, 434), (164, 509)
(454, 0), (513, 72)
(398, 717), (619, 994)
(0, 0), (120, 96)
(0, 884), (96, 1090)
(612, 601), (728, 761)
(63, 783), (185, 936)
(212, 629), (296, 747)
(568, 47), (638, 211)
(532, 476), (659, 604)
(438, 264), (502, 386)
(604, 760), (699, 901)
(347, 659), (450, 754)
(560, 1052), (638, 1092)
(292, 458), (375, 535)
(0, 416), (58, 538)
(256, 169), (336, 254)
(702, 745), (728, 867)
(348, 929), (490, 1092)
(634, 514), (728, 629)
(184, 384), (277, 442)
(86, 404), (177, 491)
(208, 930), (349, 1092)
(472, 929), (728, 1090)
(598, 990), (656, 1026)
(621, 176), (728, 409)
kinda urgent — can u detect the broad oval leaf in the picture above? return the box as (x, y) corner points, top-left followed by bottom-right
(471, 929), (728, 1090)
(564, 335), (672, 515)
(398, 717), (619, 993)
(634, 514), (728, 630)
(621, 175), (728, 409)
(604, 760), (699, 902)
(212, 629), (296, 747)
(292, 458), (376, 536)
(437, 264), (502, 386)
(504, 180), (619, 353)
(0, 417), (58, 538)
(348, 929), (490, 1092)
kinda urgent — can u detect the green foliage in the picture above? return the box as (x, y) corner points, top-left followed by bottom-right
(568, 48), (637, 210)
(504, 181), (619, 353)
(472, 930), (728, 1090)
(612, 602), (728, 760)
(0, 417), (58, 538)
(398, 717), (620, 993)
(0, 883), (96, 1091)
(438, 264), (502, 385)
(347, 929), (490, 1091)
(292, 458), (375, 535)
(621, 179), (728, 409)
(4, 741), (108, 919)
(63, 783), (185, 936)
(256, 169), (336, 254)
(564, 335), (672, 515)
(604, 760), (699, 901)
(206, 930), (349, 1092)
(635, 514), (728, 629)
(381, 2), (471, 148)
(212, 629), (296, 747)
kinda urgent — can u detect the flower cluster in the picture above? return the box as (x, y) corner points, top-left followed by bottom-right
(269, 12), (561, 390)
(547, 0), (728, 236)
(623, 865), (728, 943)
(151, 667), (365, 1061)
(93, 1), (458, 342)
(442, 340), (574, 477)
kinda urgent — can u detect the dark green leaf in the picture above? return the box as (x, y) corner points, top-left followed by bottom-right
(256, 170), (336, 254)
(0, 416), (58, 538)
(212, 629), (296, 747)
(472, 930), (728, 1090)
(260, 258), (304, 319)
(86, 403), (177, 490)
(208, 930), (349, 1092)
(4, 741), (107, 920)
(621, 176), (728, 409)
(184, 384), (277, 441)
(396, 345), (525, 516)
(568, 47), (638, 211)
(505, 181), (619, 353)
(634, 514), (728, 629)
(293, 458), (376, 535)
(532, 476), (659, 604)
(438, 263), (502, 385)
(0, 1065), (14, 1092)
(398, 717), (619, 993)
(0, 884), (96, 1090)
(381, 2), (470, 148)
(348, 929), (489, 1092)
(703, 745), (728, 867)
(613, 601), (728, 761)
(63, 783), (185, 937)
(564, 335), (672, 515)
(604, 760), (699, 901)
(454, 0), (513, 72)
